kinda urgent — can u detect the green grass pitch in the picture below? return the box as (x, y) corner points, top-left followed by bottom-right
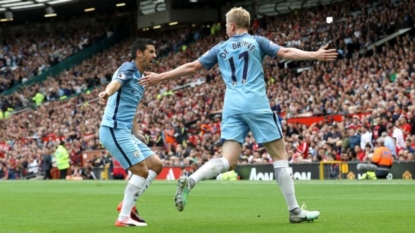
(0, 180), (414, 233)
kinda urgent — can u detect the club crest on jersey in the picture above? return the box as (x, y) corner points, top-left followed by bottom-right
(118, 72), (126, 80)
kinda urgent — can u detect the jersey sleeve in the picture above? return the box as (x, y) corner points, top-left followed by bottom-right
(114, 63), (134, 86)
(198, 44), (220, 70)
(255, 36), (281, 58)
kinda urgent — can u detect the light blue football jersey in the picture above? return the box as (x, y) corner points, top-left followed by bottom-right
(198, 33), (281, 117)
(101, 61), (145, 130)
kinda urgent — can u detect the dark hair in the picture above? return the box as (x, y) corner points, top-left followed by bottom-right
(131, 38), (154, 59)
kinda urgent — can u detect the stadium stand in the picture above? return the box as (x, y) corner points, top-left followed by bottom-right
(1, 0), (415, 180)
(0, 16), (122, 94)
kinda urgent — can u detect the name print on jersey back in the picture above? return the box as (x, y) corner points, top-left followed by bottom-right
(219, 41), (256, 58)
(218, 38), (258, 86)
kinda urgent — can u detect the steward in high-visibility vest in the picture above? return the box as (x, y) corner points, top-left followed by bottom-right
(55, 142), (70, 179)
(32, 92), (45, 106)
(371, 137), (393, 179)
(358, 137), (393, 180)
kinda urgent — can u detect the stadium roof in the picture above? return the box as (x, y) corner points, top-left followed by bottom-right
(0, 0), (79, 11)
(0, 0), (134, 22)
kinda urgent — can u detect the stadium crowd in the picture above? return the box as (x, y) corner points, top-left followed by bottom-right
(1, 0), (415, 180)
(0, 16), (121, 94)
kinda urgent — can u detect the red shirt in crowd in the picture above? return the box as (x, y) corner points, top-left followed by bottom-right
(373, 125), (380, 140)
(346, 122), (362, 130)
(188, 134), (198, 146)
(357, 151), (366, 162)
(0, 143), (9, 158)
(42, 134), (65, 142)
(83, 133), (95, 142)
(112, 159), (126, 178)
(396, 144), (403, 155)
(296, 141), (309, 159)
(252, 142), (259, 151)
(401, 123), (411, 139)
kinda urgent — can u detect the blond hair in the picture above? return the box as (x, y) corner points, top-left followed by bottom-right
(226, 7), (250, 29)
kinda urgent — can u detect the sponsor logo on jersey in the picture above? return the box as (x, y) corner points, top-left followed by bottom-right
(118, 72), (126, 80)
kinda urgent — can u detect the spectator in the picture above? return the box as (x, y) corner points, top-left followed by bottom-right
(296, 136), (309, 159)
(348, 129), (361, 151)
(183, 163), (199, 177)
(66, 164), (84, 180)
(393, 122), (405, 148)
(174, 121), (188, 146)
(26, 157), (38, 179)
(0, 163), (6, 180)
(360, 126), (373, 150)
(355, 146), (365, 162)
(382, 132), (397, 159)
(399, 117), (412, 139)
(84, 167), (97, 180)
(41, 150), (52, 180)
(110, 158), (127, 180)
(55, 141), (70, 179)
(327, 125), (342, 145)
(363, 145), (372, 161)
(405, 139), (415, 154)
(92, 153), (106, 168)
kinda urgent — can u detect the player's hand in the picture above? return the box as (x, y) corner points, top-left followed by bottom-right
(135, 134), (148, 144)
(139, 72), (163, 86)
(98, 91), (109, 105)
(315, 43), (338, 61)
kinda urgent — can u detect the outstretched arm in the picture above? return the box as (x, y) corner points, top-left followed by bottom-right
(255, 36), (337, 62)
(277, 44), (337, 61)
(140, 44), (219, 86)
(140, 61), (204, 86)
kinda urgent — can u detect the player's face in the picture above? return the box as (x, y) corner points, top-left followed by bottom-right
(138, 45), (157, 70)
